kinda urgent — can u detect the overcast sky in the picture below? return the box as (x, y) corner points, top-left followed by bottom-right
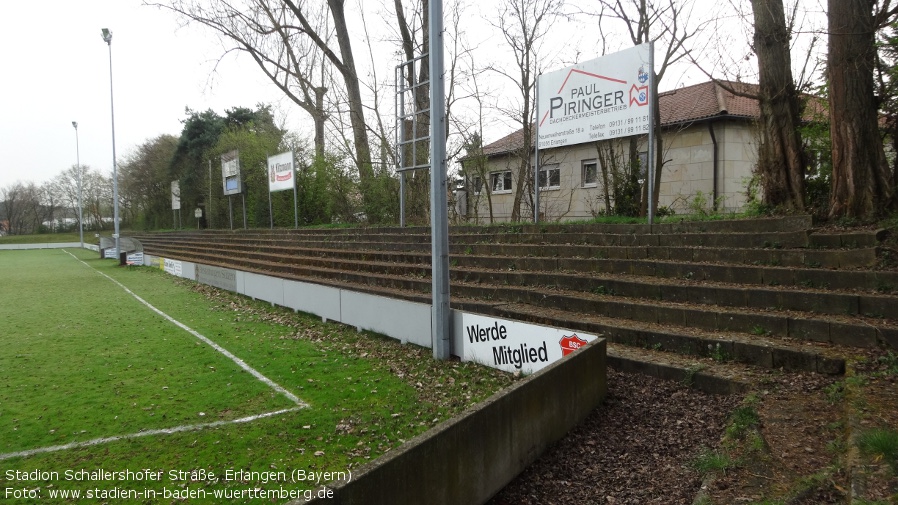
(0, 0), (822, 192)
(1, 0), (289, 191)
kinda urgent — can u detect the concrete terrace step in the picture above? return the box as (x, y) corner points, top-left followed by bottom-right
(137, 244), (897, 352)
(137, 236), (893, 293)
(140, 244), (847, 374)
(140, 241), (898, 323)
(131, 216), (897, 377)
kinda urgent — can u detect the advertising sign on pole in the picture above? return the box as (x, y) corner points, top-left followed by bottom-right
(221, 150), (242, 196)
(170, 180), (181, 210)
(267, 152), (295, 192)
(459, 312), (599, 374)
(536, 44), (652, 149)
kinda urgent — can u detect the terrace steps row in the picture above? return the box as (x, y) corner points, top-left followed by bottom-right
(132, 216), (897, 378)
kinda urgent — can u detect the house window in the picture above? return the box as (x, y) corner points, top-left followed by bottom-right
(490, 171), (512, 192)
(538, 165), (560, 189)
(582, 160), (598, 187)
(637, 151), (648, 182)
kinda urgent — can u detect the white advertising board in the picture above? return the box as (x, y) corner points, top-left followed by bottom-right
(537, 44), (652, 149)
(221, 150), (242, 196)
(163, 258), (182, 277)
(171, 180), (181, 210)
(267, 151), (295, 193)
(126, 252), (144, 265)
(459, 312), (598, 374)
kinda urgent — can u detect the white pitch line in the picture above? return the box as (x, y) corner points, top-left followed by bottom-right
(0, 407), (304, 461)
(64, 251), (306, 407)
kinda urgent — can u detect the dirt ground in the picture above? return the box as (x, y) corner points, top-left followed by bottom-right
(491, 357), (898, 505)
(489, 369), (739, 505)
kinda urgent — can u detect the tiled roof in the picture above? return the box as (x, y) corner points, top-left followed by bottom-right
(478, 80), (768, 157)
(659, 80), (759, 124)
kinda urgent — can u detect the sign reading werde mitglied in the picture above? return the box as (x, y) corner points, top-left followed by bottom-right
(459, 313), (599, 374)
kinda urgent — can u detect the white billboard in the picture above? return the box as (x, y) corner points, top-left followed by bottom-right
(459, 312), (599, 374)
(267, 151), (295, 192)
(221, 150), (242, 196)
(171, 180), (181, 210)
(537, 44), (652, 149)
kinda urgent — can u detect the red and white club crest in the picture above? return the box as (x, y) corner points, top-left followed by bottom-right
(559, 334), (588, 356)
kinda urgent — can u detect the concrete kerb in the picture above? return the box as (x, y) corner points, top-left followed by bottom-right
(292, 338), (608, 505)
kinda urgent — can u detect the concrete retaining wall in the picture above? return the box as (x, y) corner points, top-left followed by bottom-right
(142, 254), (434, 346)
(296, 337), (607, 505)
(0, 242), (89, 250)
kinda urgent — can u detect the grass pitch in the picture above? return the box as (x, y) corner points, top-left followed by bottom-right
(0, 248), (512, 502)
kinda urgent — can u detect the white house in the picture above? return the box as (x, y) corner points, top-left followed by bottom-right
(459, 80), (767, 222)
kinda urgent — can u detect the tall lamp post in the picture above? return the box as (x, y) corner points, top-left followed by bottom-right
(101, 28), (120, 258)
(72, 121), (84, 249)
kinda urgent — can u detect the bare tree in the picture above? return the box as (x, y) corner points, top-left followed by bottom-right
(152, 0), (390, 220)
(150, 0), (332, 159)
(491, 0), (563, 222)
(587, 0), (699, 216)
(827, 0), (897, 218)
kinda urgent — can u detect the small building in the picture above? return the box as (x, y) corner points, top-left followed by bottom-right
(459, 80), (765, 222)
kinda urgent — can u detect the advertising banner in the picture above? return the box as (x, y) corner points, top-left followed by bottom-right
(537, 44), (652, 149)
(267, 152), (295, 193)
(459, 312), (598, 374)
(163, 258), (182, 277)
(221, 150), (242, 195)
(171, 181), (181, 210)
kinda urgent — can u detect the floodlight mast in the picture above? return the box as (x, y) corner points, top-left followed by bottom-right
(72, 121), (84, 248)
(101, 28), (120, 259)
(429, 0), (450, 360)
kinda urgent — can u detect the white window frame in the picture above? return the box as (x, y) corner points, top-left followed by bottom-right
(538, 164), (561, 190)
(490, 170), (513, 193)
(582, 159), (598, 188)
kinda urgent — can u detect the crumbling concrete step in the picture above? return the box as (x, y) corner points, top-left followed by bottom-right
(141, 242), (898, 326)
(809, 229), (888, 248)
(138, 245), (848, 374)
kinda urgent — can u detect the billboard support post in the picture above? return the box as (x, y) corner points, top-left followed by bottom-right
(648, 41), (656, 225)
(534, 76), (541, 223)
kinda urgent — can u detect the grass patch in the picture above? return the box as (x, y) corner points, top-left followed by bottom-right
(691, 447), (734, 476)
(0, 232), (86, 245)
(857, 428), (898, 472)
(0, 249), (513, 500)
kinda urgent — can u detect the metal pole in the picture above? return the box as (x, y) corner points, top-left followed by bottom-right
(534, 76), (540, 223)
(208, 159), (213, 229)
(228, 195), (233, 230)
(72, 122), (84, 248)
(267, 158), (273, 229)
(647, 41), (656, 225)
(429, 0), (450, 360)
(293, 154), (299, 228)
(399, 69), (407, 229)
(242, 193), (247, 229)
(400, 173), (406, 228)
(102, 29), (120, 257)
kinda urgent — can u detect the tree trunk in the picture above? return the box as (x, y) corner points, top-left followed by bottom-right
(326, 0), (381, 218)
(751, 0), (805, 211)
(828, 0), (896, 218)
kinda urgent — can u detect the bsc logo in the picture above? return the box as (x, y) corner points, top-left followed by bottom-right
(559, 334), (589, 356)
